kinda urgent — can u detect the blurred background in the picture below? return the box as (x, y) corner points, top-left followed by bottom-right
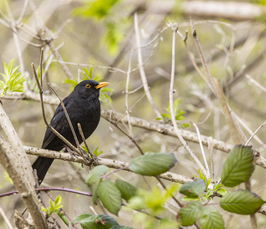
(1, 0), (266, 228)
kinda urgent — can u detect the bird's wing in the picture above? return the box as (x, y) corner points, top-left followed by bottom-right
(41, 97), (74, 149)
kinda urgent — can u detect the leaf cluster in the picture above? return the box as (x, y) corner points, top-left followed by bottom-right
(0, 59), (25, 97)
(177, 145), (265, 228)
(156, 98), (190, 128)
(85, 153), (177, 216)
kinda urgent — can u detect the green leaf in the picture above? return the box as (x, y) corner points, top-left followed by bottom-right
(0, 60), (25, 97)
(79, 214), (119, 229)
(221, 145), (254, 187)
(115, 179), (138, 202)
(98, 179), (122, 215)
(182, 196), (200, 201)
(179, 179), (205, 198)
(178, 201), (202, 226)
(57, 210), (69, 226)
(86, 165), (109, 186)
(72, 214), (93, 225)
(92, 146), (103, 157)
(83, 67), (93, 78)
(180, 123), (190, 128)
(129, 153), (177, 176)
(62, 79), (78, 86)
(4, 171), (13, 184)
(128, 196), (146, 210)
(220, 190), (264, 215)
(200, 206), (224, 229)
(0, 80), (5, 89)
(93, 177), (102, 205)
(72, 0), (120, 20)
(54, 195), (61, 206)
(103, 21), (123, 55)
(217, 188), (227, 196)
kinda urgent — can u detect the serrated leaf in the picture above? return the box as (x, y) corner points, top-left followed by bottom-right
(98, 179), (122, 215)
(80, 214), (119, 229)
(179, 179), (205, 198)
(129, 153), (177, 176)
(115, 179), (138, 202)
(72, 214), (93, 225)
(86, 165), (109, 186)
(200, 206), (224, 229)
(221, 145), (254, 187)
(220, 190), (264, 215)
(178, 201), (202, 226)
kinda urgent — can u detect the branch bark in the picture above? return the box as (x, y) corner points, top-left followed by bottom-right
(0, 104), (47, 229)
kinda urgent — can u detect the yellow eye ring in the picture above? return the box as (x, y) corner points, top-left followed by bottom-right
(85, 84), (91, 89)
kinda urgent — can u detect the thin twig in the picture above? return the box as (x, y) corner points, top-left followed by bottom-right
(0, 207), (14, 229)
(102, 116), (144, 155)
(213, 78), (240, 144)
(134, 12), (161, 118)
(183, 30), (212, 89)
(246, 74), (266, 93)
(39, 47), (44, 87)
(77, 123), (95, 161)
(167, 21), (207, 176)
(245, 120), (266, 146)
(207, 137), (214, 180)
(125, 48), (134, 137)
(190, 18), (216, 95)
(16, 0), (29, 24)
(193, 123), (210, 178)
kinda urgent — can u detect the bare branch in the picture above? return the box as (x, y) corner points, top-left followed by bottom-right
(24, 146), (192, 184)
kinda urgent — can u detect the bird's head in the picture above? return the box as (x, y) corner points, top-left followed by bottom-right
(74, 80), (109, 99)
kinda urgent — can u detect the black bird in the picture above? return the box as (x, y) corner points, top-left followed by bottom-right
(32, 80), (108, 184)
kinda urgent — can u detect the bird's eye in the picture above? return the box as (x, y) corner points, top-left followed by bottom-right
(85, 84), (91, 89)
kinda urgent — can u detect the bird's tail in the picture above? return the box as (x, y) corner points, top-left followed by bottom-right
(32, 157), (54, 184)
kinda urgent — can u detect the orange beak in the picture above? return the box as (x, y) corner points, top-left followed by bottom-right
(95, 82), (109, 89)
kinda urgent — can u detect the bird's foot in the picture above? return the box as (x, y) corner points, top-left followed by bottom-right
(80, 148), (98, 165)
(65, 147), (80, 161)
(65, 147), (97, 165)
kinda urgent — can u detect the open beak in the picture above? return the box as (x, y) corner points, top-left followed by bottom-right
(95, 82), (109, 89)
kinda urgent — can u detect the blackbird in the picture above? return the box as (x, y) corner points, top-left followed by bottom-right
(32, 80), (108, 184)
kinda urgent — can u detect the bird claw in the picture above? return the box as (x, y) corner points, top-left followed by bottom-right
(65, 147), (80, 161)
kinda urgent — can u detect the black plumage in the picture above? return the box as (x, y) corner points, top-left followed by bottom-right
(32, 80), (108, 184)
